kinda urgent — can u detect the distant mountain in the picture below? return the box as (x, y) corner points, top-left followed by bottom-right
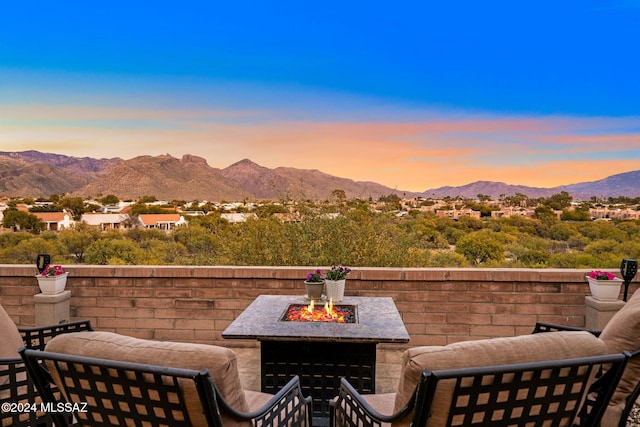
(557, 170), (640, 198)
(221, 159), (416, 200)
(76, 154), (248, 201)
(421, 171), (640, 199)
(422, 181), (560, 199)
(0, 151), (120, 197)
(0, 151), (637, 200)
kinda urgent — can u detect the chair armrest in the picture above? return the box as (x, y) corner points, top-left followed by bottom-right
(217, 375), (313, 427)
(19, 320), (93, 350)
(330, 377), (414, 427)
(532, 321), (601, 337)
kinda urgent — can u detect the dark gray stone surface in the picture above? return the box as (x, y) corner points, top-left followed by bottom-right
(222, 295), (410, 343)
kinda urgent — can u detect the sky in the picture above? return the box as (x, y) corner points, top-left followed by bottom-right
(1, 1), (639, 192)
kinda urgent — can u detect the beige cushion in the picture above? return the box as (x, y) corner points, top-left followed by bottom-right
(599, 289), (640, 427)
(0, 304), (25, 390)
(0, 304), (30, 418)
(394, 331), (607, 427)
(45, 331), (251, 427)
(0, 304), (24, 360)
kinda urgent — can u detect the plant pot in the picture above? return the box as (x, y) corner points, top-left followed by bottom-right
(586, 276), (623, 301)
(304, 280), (325, 300)
(325, 279), (346, 302)
(36, 272), (68, 295)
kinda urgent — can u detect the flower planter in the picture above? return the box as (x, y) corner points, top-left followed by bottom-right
(325, 279), (346, 302)
(36, 272), (68, 295)
(304, 280), (325, 300)
(586, 276), (623, 301)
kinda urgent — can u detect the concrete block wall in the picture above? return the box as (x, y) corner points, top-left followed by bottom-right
(1, 265), (637, 350)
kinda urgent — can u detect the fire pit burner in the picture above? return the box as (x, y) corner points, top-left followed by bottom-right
(280, 302), (357, 323)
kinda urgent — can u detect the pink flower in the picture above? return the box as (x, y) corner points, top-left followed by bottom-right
(588, 270), (616, 280)
(41, 265), (66, 277)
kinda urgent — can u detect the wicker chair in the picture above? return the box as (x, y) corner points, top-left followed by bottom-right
(20, 348), (312, 427)
(330, 331), (628, 427)
(21, 331), (312, 427)
(0, 303), (93, 427)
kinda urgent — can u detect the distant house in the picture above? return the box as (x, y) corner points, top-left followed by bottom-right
(436, 208), (481, 220)
(81, 213), (131, 230)
(138, 213), (187, 230)
(33, 212), (75, 231)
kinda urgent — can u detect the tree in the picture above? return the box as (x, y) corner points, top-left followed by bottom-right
(1, 209), (44, 232)
(99, 194), (120, 205)
(544, 191), (573, 210)
(455, 231), (505, 265)
(138, 195), (158, 203)
(560, 208), (590, 221)
(57, 196), (86, 220)
(58, 223), (102, 263)
(85, 239), (141, 265)
(332, 189), (347, 203)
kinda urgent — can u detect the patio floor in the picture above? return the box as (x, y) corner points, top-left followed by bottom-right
(233, 347), (404, 394)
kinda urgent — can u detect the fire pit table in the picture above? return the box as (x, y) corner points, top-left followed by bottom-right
(222, 295), (410, 424)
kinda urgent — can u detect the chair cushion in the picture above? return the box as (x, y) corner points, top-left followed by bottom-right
(45, 331), (251, 427)
(599, 289), (640, 426)
(0, 304), (24, 361)
(394, 331), (607, 427)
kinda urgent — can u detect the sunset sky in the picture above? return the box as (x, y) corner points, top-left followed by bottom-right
(1, 1), (639, 192)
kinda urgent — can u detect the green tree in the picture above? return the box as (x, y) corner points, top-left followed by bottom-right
(1, 209), (44, 232)
(58, 223), (101, 263)
(544, 191), (573, 210)
(138, 195), (158, 203)
(57, 196), (86, 220)
(98, 194), (120, 205)
(0, 237), (63, 264)
(455, 230), (505, 265)
(560, 208), (590, 221)
(85, 239), (141, 265)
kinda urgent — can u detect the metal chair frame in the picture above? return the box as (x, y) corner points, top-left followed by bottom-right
(330, 352), (628, 427)
(0, 320), (93, 427)
(533, 321), (640, 427)
(20, 347), (313, 427)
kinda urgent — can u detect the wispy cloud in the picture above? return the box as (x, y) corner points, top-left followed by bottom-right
(2, 102), (639, 191)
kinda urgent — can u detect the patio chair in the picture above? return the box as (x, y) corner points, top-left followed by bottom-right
(533, 286), (640, 427)
(0, 303), (93, 427)
(330, 331), (628, 427)
(21, 330), (312, 427)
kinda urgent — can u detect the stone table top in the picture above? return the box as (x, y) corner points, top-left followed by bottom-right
(222, 295), (410, 343)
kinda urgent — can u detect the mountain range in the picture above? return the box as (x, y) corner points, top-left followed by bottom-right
(0, 151), (638, 201)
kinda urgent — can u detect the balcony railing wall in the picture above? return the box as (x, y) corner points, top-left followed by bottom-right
(1, 265), (637, 348)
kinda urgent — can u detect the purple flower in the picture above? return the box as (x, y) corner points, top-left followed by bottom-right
(306, 269), (323, 282)
(326, 265), (351, 280)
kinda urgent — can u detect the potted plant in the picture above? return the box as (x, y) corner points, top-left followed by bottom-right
(586, 270), (623, 301)
(325, 265), (351, 302)
(304, 269), (325, 300)
(36, 265), (69, 295)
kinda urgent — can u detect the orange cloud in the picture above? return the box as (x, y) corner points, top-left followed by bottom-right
(2, 104), (639, 191)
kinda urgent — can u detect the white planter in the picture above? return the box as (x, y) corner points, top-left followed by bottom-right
(36, 272), (68, 295)
(304, 281), (325, 300)
(325, 279), (346, 302)
(586, 276), (623, 301)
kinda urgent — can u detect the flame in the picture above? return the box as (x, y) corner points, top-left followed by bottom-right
(285, 299), (350, 323)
